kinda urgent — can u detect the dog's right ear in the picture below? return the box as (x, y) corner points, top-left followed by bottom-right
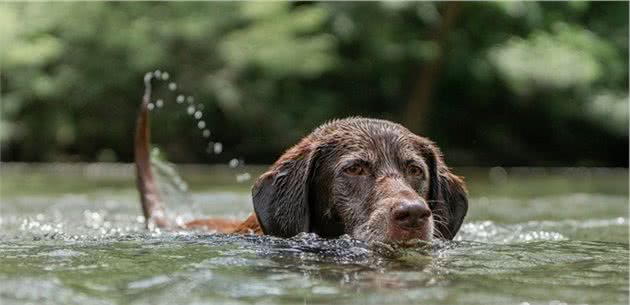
(252, 139), (319, 238)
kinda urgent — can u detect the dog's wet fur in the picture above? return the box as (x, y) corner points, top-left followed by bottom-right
(135, 95), (468, 243)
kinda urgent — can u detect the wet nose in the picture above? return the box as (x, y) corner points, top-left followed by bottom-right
(391, 201), (431, 230)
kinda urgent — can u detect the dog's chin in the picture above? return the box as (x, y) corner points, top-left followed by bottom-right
(386, 217), (434, 244)
(352, 223), (434, 247)
(387, 226), (432, 243)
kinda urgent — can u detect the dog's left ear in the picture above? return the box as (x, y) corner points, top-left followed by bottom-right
(252, 139), (319, 238)
(414, 136), (468, 240)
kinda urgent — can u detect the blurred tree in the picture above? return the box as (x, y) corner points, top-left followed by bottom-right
(0, 2), (627, 166)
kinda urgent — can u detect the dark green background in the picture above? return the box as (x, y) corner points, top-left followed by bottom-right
(1, 2), (628, 166)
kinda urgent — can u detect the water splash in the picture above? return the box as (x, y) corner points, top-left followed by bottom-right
(143, 71), (213, 153)
(456, 220), (579, 243)
(142, 70), (252, 184)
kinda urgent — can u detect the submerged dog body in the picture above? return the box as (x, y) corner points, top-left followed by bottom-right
(135, 98), (468, 243)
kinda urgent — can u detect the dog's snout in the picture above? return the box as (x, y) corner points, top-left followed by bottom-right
(391, 201), (431, 230)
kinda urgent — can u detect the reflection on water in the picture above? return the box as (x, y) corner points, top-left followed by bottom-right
(0, 164), (628, 305)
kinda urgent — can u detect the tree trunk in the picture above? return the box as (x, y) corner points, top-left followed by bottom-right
(404, 2), (461, 134)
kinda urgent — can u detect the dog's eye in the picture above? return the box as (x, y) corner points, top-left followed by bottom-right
(407, 165), (423, 177)
(344, 164), (367, 176)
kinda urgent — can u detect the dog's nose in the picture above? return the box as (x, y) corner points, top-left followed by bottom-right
(392, 201), (431, 230)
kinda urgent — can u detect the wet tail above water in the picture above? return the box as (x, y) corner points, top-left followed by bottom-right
(134, 75), (170, 229)
(133, 74), (260, 234)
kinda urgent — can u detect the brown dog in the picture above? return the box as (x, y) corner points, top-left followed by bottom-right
(135, 95), (468, 243)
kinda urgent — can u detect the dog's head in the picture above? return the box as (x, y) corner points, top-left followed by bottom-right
(252, 118), (467, 243)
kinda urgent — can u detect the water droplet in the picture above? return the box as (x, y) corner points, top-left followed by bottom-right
(186, 96), (195, 103)
(236, 172), (251, 183)
(156, 99), (164, 108)
(194, 111), (202, 119)
(147, 103), (155, 110)
(197, 104), (204, 110)
(489, 166), (508, 184)
(161, 72), (170, 80)
(213, 142), (223, 154)
(197, 121), (206, 129)
(176, 95), (185, 104)
(202, 129), (211, 138)
(168, 82), (177, 91)
(153, 70), (162, 79)
(144, 72), (153, 82)
(187, 105), (196, 115)
(229, 158), (239, 168)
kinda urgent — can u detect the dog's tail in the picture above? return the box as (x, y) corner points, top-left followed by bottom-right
(135, 75), (170, 229)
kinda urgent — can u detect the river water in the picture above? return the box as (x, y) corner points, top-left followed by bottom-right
(0, 164), (627, 305)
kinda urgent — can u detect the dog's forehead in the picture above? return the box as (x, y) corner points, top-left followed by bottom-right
(314, 117), (418, 160)
(315, 117), (406, 136)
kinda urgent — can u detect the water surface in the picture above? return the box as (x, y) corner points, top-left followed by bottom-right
(0, 164), (628, 305)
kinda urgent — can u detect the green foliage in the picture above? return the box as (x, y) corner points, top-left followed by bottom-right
(490, 24), (607, 94)
(220, 2), (337, 77)
(0, 2), (627, 165)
